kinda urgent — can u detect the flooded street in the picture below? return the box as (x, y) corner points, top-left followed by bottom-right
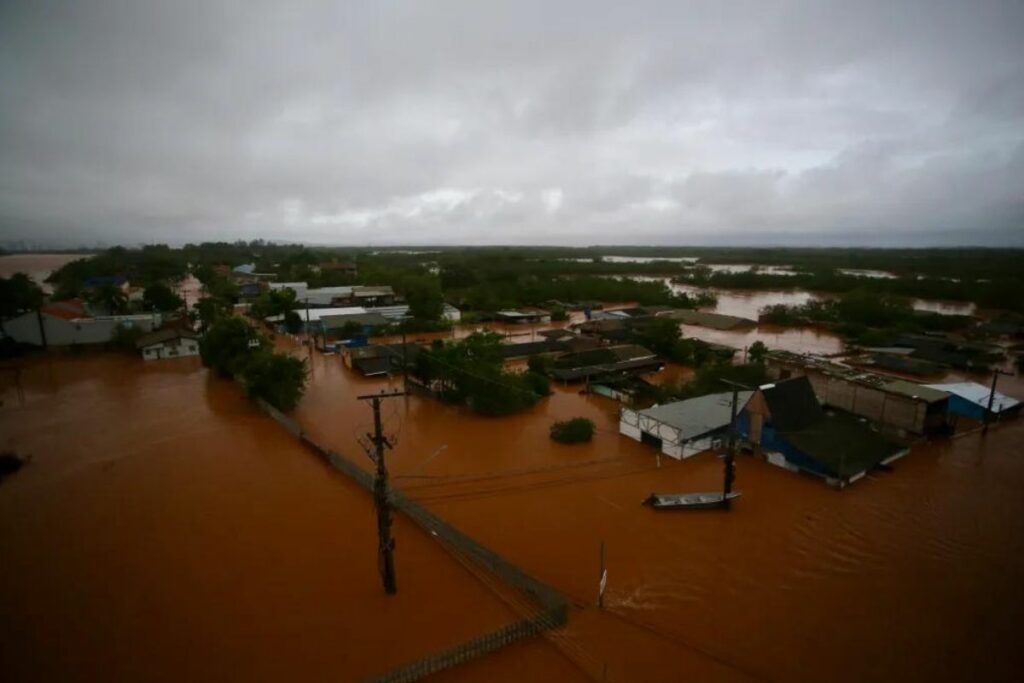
(3, 338), (1023, 681)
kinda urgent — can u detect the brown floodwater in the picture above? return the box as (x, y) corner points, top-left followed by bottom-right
(290, 336), (1024, 682)
(0, 253), (88, 293)
(4, 336), (1024, 682)
(0, 354), (584, 682)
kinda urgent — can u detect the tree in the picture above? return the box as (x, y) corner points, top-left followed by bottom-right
(195, 296), (230, 332)
(242, 351), (308, 411)
(550, 418), (595, 444)
(143, 283), (184, 312)
(404, 275), (444, 321)
(199, 317), (265, 377)
(637, 317), (682, 357)
(0, 274), (44, 319)
(87, 284), (128, 314)
(748, 341), (768, 364)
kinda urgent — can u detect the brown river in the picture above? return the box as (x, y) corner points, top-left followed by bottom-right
(3, 335), (1023, 682)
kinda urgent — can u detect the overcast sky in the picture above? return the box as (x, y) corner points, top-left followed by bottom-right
(1, 1), (1022, 247)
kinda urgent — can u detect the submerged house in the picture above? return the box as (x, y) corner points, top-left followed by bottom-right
(342, 343), (422, 377)
(739, 376), (908, 487)
(766, 351), (953, 437)
(549, 344), (662, 382)
(494, 308), (551, 325)
(620, 390), (753, 459)
(924, 382), (1022, 422)
(136, 328), (201, 360)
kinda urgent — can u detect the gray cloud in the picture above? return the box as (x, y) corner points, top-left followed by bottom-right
(1, 0), (1022, 247)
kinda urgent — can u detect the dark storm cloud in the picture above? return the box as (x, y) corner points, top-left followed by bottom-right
(1, 0), (1022, 247)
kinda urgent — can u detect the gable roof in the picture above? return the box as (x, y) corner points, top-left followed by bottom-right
(640, 391), (753, 441)
(760, 376), (823, 431)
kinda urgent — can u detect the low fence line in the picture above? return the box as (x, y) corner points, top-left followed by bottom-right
(254, 399), (569, 682)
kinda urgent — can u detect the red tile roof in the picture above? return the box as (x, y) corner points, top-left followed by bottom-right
(42, 299), (90, 321)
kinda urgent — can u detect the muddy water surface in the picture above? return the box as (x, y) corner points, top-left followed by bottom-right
(290, 338), (1024, 682)
(0, 354), (583, 682)
(4, 342), (1024, 682)
(0, 253), (88, 293)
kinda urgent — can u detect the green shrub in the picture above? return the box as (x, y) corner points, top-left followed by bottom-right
(550, 417), (595, 444)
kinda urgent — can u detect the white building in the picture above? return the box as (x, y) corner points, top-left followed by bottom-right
(620, 391), (753, 459)
(1, 299), (161, 347)
(136, 328), (201, 361)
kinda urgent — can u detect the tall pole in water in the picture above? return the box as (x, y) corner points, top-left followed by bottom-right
(720, 379), (751, 509)
(358, 390), (406, 594)
(983, 369), (1011, 435)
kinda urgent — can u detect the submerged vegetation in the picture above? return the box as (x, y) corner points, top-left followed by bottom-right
(759, 289), (975, 342)
(412, 332), (550, 416)
(199, 318), (307, 411)
(550, 418), (596, 444)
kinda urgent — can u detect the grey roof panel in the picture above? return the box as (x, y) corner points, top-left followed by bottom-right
(639, 391), (753, 441)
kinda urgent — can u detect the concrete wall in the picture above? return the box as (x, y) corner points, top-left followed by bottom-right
(2, 312), (161, 346)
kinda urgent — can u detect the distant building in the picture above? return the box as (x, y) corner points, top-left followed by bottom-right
(494, 308), (551, 325)
(316, 261), (358, 277)
(549, 344), (662, 382)
(620, 390), (753, 459)
(136, 328), (201, 361)
(739, 376), (908, 487)
(342, 343), (422, 377)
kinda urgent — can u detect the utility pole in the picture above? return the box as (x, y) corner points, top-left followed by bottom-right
(720, 379), (751, 508)
(304, 298), (312, 362)
(358, 390), (406, 594)
(401, 327), (408, 390)
(983, 369), (1012, 435)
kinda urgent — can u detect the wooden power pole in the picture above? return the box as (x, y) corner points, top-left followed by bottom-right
(983, 369), (1012, 435)
(358, 390), (407, 594)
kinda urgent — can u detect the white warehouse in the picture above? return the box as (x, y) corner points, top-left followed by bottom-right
(620, 391), (752, 459)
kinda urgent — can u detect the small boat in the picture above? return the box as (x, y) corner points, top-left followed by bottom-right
(643, 491), (741, 510)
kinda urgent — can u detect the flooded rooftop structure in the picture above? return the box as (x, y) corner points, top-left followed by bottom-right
(620, 390), (753, 459)
(740, 376), (909, 487)
(767, 351), (953, 437)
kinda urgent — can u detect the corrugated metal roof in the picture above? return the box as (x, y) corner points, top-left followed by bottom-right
(639, 391), (753, 441)
(924, 382), (1021, 413)
(881, 379), (950, 403)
